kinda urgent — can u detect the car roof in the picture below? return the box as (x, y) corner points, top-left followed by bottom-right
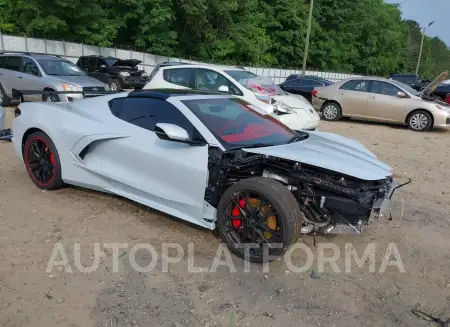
(158, 63), (247, 71)
(0, 51), (64, 60)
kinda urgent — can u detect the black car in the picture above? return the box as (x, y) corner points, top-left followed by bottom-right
(279, 75), (333, 103)
(388, 74), (430, 92)
(76, 55), (149, 91)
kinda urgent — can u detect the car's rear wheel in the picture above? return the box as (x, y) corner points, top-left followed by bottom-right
(0, 83), (11, 107)
(321, 102), (341, 121)
(23, 131), (65, 190)
(216, 177), (303, 263)
(407, 110), (432, 132)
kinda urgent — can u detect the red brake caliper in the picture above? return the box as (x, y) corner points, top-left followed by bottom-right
(231, 199), (246, 231)
(49, 153), (55, 165)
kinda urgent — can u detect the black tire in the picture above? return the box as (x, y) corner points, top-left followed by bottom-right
(216, 177), (304, 263)
(321, 101), (342, 121)
(407, 110), (433, 132)
(109, 79), (121, 91)
(23, 131), (66, 190)
(0, 83), (11, 107)
(42, 90), (60, 103)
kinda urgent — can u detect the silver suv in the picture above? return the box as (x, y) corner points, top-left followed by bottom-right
(0, 52), (109, 106)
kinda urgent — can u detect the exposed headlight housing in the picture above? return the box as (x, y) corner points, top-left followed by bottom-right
(119, 72), (130, 77)
(60, 83), (82, 91)
(141, 72), (148, 78)
(274, 101), (296, 114)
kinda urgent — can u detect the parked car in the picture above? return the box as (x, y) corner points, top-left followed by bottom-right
(279, 75), (333, 103)
(388, 74), (430, 91)
(144, 64), (320, 131)
(312, 77), (450, 132)
(0, 51), (108, 105)
(11, 88), (401, 263)
(76, 55), (149, 91)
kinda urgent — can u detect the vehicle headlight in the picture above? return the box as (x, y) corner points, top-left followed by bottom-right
(120, 72), (130, 77)
(142, 72), (148, 78)
(60, 83), (81, 91)
(104, 84), (111, 91)
(275, 102), (296, 114)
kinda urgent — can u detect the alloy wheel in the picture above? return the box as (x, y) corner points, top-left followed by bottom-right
(410, 113), (428, 131)
(222, 190), (283, 259)
(110, 82), (118, 91)
(25, 137), (55, 186)
(323, 104), (338, 120)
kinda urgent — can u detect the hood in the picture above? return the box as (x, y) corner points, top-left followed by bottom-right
(112, 59), (142, 68)
(243, 131), (392, 181)
(422, 71), (449, 96)
(47, 75), (106, 87)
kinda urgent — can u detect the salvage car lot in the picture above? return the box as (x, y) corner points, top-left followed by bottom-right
(1, 114), (450, 326)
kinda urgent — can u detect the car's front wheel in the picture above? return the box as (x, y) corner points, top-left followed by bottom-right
(216, 177), (303, 263)
(407, 110), (432, 132)
(109, 79), (121, 91)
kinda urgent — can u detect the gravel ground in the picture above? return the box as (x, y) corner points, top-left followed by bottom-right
(0, 112), (449, 327)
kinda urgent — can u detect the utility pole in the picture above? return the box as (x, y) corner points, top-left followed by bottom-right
(302, 0), (314, 76)
(415, 21), (435, 76)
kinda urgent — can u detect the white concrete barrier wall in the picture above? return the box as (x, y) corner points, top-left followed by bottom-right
(0, 32), (372, 83)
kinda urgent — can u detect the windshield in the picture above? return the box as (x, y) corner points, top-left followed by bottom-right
(390, 80), (421, 96)
(38, 59), (85, 76)
(182, 98), (302, 149)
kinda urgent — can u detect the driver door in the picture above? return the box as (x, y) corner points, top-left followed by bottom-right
(99, 97), (210, 226)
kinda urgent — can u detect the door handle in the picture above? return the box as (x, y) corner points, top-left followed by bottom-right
(17, 76), (23, 79)
(338, 92), (344, 96)
(369, 96), (376, 99)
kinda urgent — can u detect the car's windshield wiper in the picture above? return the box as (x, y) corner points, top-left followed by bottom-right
(227, 143), (275, 151)
(288, 133), (308, 143)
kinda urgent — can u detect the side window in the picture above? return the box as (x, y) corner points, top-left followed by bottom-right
(97, 59), (107, 68)
(163, 68), (194, 87)
(340, 80), (369, 92)
(0, 56), (5, 68)
(196, 69), (242, 95)
(85, 57), (97, 68)
(22, 58), (40, 76)
(370, 81), (402, 97)
(4, 57), (22, 72)
(302, 79), (323, 87)
(108, 97), (201, 140)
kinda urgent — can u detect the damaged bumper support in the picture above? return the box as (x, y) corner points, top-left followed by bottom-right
(326, 178), (411, 236)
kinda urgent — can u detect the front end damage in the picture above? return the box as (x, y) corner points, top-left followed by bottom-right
(206, 147), (409, 236)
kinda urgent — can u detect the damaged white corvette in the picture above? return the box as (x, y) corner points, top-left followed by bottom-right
(11, 88), (408, 262)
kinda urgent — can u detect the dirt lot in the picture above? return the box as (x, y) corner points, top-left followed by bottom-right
(1, 111), (449, 327)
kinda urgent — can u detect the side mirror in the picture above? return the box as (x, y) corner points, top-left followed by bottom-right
(397, 91), (407, 98)
(154, 123), (205, 146)
(218, 85), (229, 93)
(31, 67), (39, 76)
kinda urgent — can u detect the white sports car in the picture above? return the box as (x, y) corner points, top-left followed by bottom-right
(11, 88), (403, 263)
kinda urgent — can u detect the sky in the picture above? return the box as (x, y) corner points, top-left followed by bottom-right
(385, 0), (450, 46)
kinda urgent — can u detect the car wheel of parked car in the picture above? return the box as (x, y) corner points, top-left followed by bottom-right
(407, 110), (432, 132)
(109, 79), (121, 91)
(321, 102), (341, 121)
(216, 177), (303, 263)
(42, 91), (60, 103)
(0, 83), (11, 107)
(23, 131), (66, 190)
